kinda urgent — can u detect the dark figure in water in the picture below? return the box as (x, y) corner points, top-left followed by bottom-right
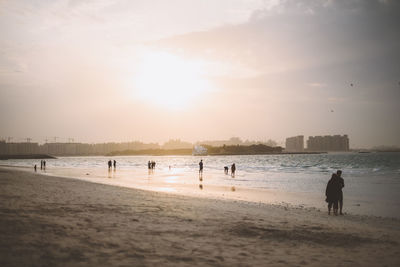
(325, 173), (341, 215)
(199, 159), (203, 175)
(113, 160), (116, 170)
(337, 170), (345, 215)
(151, 161), (156, 169)
(40, 160), (43, 170)
(231, 163), (236, 177)
(43, 160), (46, 170)
(148, 161), (151, 170)
(108, 160), (112, 171)
(224, 166), (229, 174)
(34, 165), (37, 172)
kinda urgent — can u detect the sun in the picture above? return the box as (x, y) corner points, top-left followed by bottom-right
(134, 51), (213, 110)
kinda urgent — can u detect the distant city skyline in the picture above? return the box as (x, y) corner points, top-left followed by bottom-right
(1, 0), (399, 149)
(2, 134), (394, 151)
(2, 135), (399, 157)
(0, 132), (396, 150)
(0, 136), (276, 147)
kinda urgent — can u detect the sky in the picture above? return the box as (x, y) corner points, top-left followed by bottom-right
(0, 0), (399, 148)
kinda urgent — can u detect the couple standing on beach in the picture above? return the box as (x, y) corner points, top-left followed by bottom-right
(325, 170), (344, 215)
(34, 160), (46, 172)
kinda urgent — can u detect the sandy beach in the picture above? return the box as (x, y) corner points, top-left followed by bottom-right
(1, 167), (399, 266)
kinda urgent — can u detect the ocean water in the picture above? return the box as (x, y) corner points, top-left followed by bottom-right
(2, 152), (400, 217)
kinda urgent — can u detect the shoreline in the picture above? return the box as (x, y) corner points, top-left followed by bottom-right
(2, 164), (325, 209)
(1, 164), (399, 219)
(0, 165), (351, 216)
(1, 167), (400, 266)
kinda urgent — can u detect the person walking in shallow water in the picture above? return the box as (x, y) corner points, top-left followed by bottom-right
(199, 159), (203, 175)
(113, 160), (116, 171)
(231, 163), (236, 177)
(325, 172), (341, 215)
(337, 170), (345, 215)
(108, 160), (112, 171)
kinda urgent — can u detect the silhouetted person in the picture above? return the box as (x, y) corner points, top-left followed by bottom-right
(113, 160), (116, 170)
(34, 165), (37, 172)
(108, 160), (112, 171)
(199, 159), (203, 175)
(148, 161), (151, 170)
(325, 173), (341, 215)
(40, 160), (43, 170)
(337, 170), (345, 215)
(231, 163), (236, 177)
(152, 161), (156, 169)
(43, 160), (46, 170)
(224, 166), (229, 174)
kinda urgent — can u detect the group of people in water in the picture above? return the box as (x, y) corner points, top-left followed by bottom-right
(33, 160), (46, 172)
(108, 159), (116, 171)
(199, 159), (236, 177)
(147, 161), (156, 170)
(224, 163), (236, 177)
(108, 160), (156, 172)
(325, 170), (345, 215)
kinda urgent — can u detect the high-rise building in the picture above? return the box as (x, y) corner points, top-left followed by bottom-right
(285, 135), (304, 152)
(307, 135), (349, 151)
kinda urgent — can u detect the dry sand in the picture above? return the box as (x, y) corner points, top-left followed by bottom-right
(0, 167), (399, 266)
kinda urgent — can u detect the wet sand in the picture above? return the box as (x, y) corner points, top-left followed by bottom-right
(1, 167), (399, 266)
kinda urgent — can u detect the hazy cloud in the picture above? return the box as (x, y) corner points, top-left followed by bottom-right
(156, 0), (400, 74)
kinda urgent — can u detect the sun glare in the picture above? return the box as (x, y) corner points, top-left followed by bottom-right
(134, 51), (213, 110)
